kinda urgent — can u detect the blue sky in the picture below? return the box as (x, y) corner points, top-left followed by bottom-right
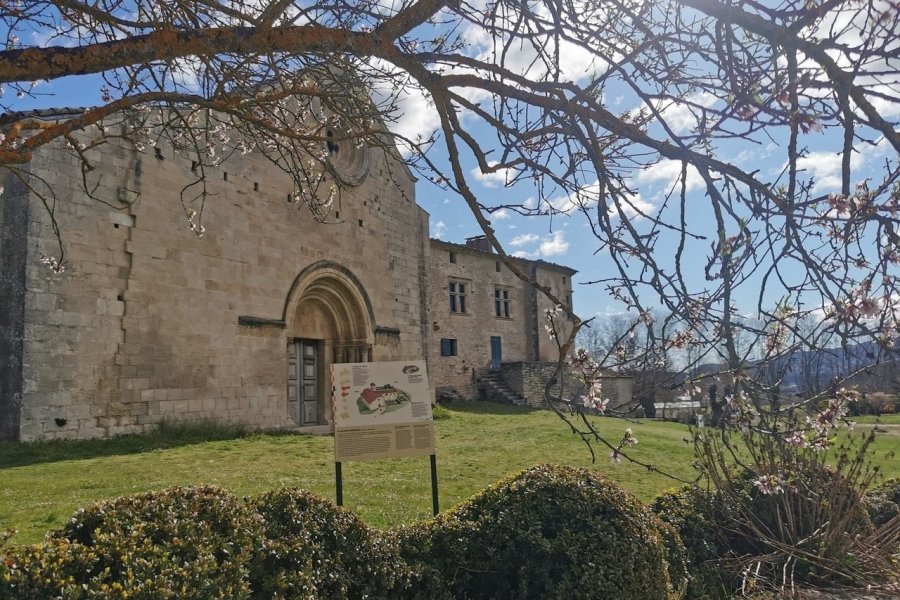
(5, 1), (897, 329)
(8, 69), (895, 327)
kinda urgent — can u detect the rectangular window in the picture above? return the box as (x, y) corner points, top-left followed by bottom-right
(494, 288), (511, 318)
(450, 280), (468, 313)
(440, 338), (458, 357)
(449, 251), (457, 264)
(495, 261), (501, 273)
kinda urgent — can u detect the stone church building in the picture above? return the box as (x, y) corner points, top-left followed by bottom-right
(0, 115), (575, 442)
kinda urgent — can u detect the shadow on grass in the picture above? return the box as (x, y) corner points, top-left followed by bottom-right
(439, 400), (541, 416)
(0, 421), (302, 469)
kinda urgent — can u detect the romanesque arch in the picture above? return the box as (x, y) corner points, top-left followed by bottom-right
(282, 262), (374, 426)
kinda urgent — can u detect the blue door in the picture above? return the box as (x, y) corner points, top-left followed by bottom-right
(490, 336), (502, 369)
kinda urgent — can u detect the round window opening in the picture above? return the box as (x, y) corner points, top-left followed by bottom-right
(325, 128), (371, 186)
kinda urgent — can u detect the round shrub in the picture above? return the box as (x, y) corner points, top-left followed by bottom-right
(0, 538), (100, 600)
(27, 485), (262, 599)
(248, 488), (414, 599)
(652, 486), (735, 599)
(866, 477), (900, 528)
(396, 464), (680, 600)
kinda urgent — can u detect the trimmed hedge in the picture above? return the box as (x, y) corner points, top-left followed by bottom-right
(1, 469), (688, 600)
(2, 485), (260, 599)
(652, 486), (734, 599)
(395, 464), (683, 600)
(248, 488), (413, 599)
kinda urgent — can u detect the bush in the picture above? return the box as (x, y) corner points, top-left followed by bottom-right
(396, 464), (681, 600)
(865, 477), (900, 528)
(859, 393), (896, 416)
(248, 488), (414, 599)
(1, 485), (261, 599)
(692, 420), (894, 592)
(0, 538), (101, 600)
(652, 486), (735, 599)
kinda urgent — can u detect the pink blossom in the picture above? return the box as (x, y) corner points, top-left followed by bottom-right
(754, 474), (785, 495)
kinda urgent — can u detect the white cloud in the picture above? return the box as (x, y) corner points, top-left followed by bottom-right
(431, 220), (447, 238)
(547, 180), (655, 220)
(523, 196), (537, 209)
(793, 150), (864, 193)
(366, 59), (440, 152)
(470, 161), (515, 188)
(636, 160), (704, 193)
(509, 231), (569, 258)
(649, 92), (720, 134)
(539, 230), (569, 256)
(510, 233), (539, 246)
(491, 208), (511, 220)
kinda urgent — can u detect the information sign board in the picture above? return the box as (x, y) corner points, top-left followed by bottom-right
(331, 360), (434, 462)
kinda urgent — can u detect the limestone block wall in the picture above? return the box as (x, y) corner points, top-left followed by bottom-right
(533, 265), (575, 362)
(498, 361), (585, 408)
(0, 173), (28, 441)
(427, 240), (576, 399)
(428, 242), (531, 398)
(498, 362), (633, 410)
(13, 130), (427, 441)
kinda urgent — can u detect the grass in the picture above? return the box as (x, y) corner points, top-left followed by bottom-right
(1, 402), (898, 546)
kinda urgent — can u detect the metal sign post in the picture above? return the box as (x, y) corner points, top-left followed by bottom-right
(430, 454), (439, 516)
(330, 361), (438, 516)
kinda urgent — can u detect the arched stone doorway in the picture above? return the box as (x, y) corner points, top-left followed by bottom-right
(283, 262), (374, 427)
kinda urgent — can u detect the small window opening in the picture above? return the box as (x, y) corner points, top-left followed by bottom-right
(253, 182), (259, 191)
(449, 251), (457, 264)
(440, 338), (458, 357)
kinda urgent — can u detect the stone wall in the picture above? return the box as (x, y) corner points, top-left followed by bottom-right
(13, 129), (428, 440)
(498, 362), (584, 409)
(427, 240), (576, 399)
(497, 362), (633, 411)
(0, 173), (28, 441)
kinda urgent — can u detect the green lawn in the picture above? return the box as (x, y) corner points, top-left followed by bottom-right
(1, 402), (898, 546)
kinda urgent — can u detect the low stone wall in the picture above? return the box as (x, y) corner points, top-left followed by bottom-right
(497, 362), (633, 410)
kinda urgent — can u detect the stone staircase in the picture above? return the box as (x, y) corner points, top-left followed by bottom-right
(476, 368), (528, 406)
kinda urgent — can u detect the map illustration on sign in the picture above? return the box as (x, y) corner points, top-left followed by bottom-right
(357, 383), (412, 415)
(331, 361), (434, 462)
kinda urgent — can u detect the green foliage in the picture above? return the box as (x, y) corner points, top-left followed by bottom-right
(396, 464), (680, 600)
(865, 477), (900, 528)
(1, 486), (261, 599)
(695, 422), (889, 591)
(0, 419), (251, 470)
(431, 404), (451, 420)
(248, 489), (413, 599)
(652, 486), (734, 599)
(0, 538), (100, 600)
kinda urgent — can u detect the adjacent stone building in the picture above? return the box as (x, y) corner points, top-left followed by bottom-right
(428, 236), (576, 403)
(0, 114), (577, 441)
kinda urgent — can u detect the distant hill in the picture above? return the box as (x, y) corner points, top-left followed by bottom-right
(689, 340), (899, 395)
